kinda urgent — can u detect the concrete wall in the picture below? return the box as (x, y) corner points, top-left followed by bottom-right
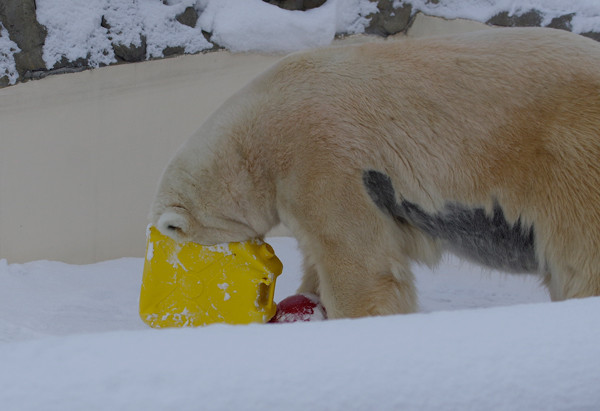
(0, 51), (281, 263)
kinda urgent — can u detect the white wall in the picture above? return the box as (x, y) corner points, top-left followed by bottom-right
(0, 51), (281, 263)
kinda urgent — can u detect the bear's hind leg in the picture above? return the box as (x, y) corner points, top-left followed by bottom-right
(544, 264), (600, 301)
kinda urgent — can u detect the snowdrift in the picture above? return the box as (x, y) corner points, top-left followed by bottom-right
(1, 238), (599, 410)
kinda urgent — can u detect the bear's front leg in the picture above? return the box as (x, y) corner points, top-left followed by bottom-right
(311, 242), (418, 318)
(297, 258), (320, 296)
(289, 208), (419, 318)
(279, 167), (426, 318)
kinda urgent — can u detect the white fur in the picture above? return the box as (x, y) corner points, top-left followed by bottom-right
(151, 28), (600, 318)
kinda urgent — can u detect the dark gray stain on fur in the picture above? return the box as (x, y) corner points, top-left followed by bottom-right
(362, 170), (408, 225)
(363, 170), (538, 273)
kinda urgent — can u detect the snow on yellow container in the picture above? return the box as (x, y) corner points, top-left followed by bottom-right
(140, 226), (283, 328)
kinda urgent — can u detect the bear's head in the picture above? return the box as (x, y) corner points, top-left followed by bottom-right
(149, 93), (280, 246)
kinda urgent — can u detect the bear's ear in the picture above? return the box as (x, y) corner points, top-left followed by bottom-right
(156, 208), (191, 242)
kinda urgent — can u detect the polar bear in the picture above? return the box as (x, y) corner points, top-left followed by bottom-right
(150, 27), (600, 318)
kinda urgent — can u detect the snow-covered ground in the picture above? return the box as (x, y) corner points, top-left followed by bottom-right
(1, 237), (599, 410)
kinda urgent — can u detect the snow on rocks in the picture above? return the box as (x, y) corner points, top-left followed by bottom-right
(2, 0), (600, 86)
(0, 23), (19, 86)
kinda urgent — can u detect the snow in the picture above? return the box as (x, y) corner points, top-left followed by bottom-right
(402, 0), (600, 33)
(205, 243), (233, 256)
(36, 0), (213, 69)
(0, 23), (20, 85)
(34, 0), (376, 69)
(146, 241), (154, 261)
(217, 282), (231, 301)
(2, 237), (599, 410)
(197, 0), (377, 53)
(1, 0), (597, 80)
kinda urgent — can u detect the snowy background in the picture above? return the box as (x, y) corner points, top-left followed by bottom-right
(2, 0), (600, 410)
(405, 0), (600, 33)
(35, 0), (600, 60)
(3, 0), (600, 84)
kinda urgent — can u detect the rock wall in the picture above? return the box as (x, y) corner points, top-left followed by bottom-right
(0, 0), (599, 87)
(0, 1), (47, 86)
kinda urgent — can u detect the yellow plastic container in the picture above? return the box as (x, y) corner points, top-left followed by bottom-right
(140, 226), (283, 328)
